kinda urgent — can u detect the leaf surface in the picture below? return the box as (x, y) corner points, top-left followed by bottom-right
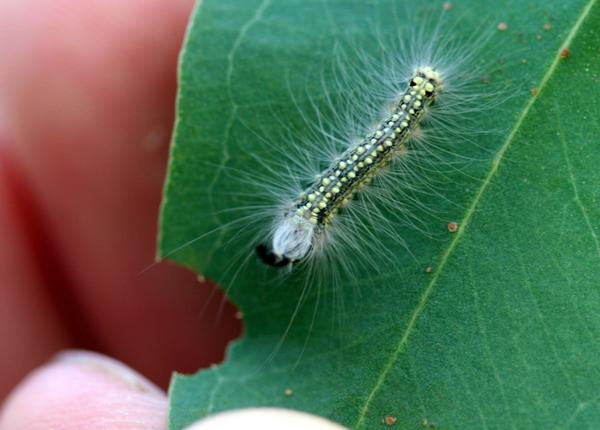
(160, 0), (600, 428)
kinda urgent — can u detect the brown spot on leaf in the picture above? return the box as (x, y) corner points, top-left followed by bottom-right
(384, 416), (397, 426)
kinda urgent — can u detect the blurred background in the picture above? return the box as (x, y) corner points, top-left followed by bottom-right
(0, 0), (241, 402)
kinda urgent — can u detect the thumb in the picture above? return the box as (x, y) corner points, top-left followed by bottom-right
(0, 350), (167, 430)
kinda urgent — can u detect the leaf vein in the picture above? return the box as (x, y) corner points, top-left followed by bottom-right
(352, 0), (598, 427)
(557, 116), (600, 262)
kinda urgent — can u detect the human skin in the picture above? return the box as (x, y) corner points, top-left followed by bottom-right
(0, 0), (244, 424)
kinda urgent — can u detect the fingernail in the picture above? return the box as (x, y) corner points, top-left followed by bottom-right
(53, 349), (164, 396)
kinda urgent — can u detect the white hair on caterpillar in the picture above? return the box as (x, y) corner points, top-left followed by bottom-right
(157, 1), (523, 359)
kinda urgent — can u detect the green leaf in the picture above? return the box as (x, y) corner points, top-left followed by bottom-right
(160, 0), (600, 428)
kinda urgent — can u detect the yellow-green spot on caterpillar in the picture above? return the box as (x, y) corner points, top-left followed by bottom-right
(261, 66), (444, 266)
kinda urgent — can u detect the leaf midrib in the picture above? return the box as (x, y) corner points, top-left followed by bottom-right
(352, 0), (598, 427)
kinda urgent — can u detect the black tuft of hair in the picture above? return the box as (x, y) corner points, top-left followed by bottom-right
(256, 244), (292, 268)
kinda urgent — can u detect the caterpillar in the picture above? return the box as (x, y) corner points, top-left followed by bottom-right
(257, 67), (443, 267)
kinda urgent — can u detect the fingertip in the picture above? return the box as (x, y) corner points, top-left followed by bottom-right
(184, 408), (348, 430)
(0, 350), (167, 430)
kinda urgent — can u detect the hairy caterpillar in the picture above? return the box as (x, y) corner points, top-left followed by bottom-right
(257, 67), (443, 267)
(159, 1), (520, 327)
